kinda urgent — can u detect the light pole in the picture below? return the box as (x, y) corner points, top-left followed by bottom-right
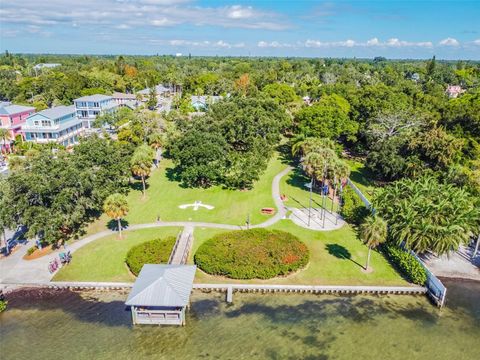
(305, 179), (313, 227)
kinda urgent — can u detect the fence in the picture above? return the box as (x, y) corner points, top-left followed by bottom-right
(346, 178), (447, 307)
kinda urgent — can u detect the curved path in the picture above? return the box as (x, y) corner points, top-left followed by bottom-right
(0, 166), (293, 285)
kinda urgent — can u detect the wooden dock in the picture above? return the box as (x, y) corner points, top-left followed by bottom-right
(168, 226), (194, 265)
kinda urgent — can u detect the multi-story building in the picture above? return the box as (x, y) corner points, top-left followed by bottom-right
(23, 105), (84, 146)
(73, 94), (118, 129)
(0, 104), (36, 147)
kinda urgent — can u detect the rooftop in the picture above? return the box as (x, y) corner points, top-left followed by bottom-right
(34, 105), (76, 120)
(74, 94), (113, 102)
(191, 95), (223, 104)
(138, 84), (171, 95)
(125, 264), (196, 307)
(112, 92), (136, 100)
(0, 104), (36, 115)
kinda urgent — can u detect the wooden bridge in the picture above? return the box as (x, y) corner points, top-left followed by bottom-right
(168, 226), (194, 265)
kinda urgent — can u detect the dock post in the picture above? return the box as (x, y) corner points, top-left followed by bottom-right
(227, 285), (233, 303)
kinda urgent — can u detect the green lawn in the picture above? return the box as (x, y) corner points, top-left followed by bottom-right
(280, 166), (336, 213)
(88, 154), (288, 233)
(54, 227), (181, 282)
(345, 159), (376, 200)
(191, 222), (407, 286)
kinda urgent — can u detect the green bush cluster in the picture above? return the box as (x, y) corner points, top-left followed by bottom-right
(340, 186), (370, 225)
(0, 300), (7, 313)
(26, 246), (37, 256)
(194, 229), (309, 280)
(125, 237), (176, 276)
(382, 244), (427, 285)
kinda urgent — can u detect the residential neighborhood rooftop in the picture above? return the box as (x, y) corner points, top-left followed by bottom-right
(74, 94), (113, 102)
(33, 105), (76, 120)
(0, 104), (36, 115)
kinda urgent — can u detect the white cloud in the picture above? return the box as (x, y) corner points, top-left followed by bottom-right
(257, 41), (292, 48)
(472, 39), (480, 46)
(305, 38), (433, 48)
(167, 39), (244, 49)
(0, 0), (289, 33)
(439, 37), (460, 46)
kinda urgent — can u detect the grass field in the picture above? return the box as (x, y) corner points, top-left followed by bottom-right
(54, 227), (181, 282)
(280, 166), (336, 213)
(345, 159), (376, 200)
(191, 222), (407, 286)
(86, 154), (288, 234)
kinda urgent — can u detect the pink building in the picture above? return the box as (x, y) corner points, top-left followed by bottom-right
(0, 104), (36, 141)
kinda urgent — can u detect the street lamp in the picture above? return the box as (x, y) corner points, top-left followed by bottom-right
(304, 179), (313, 227)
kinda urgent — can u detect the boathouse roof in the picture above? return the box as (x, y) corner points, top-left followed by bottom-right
(125, 264), (196, 307)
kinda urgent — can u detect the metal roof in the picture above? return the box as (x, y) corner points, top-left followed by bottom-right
(0, 104), (35, 115)
(74, 94), (112, 102)
(138, 84), (171, 95)
(125, 264), (196, 307)
(34, 105), (76, 120)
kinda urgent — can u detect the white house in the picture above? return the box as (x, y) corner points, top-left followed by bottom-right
(190, 95), (222, 111)
(73, 94), (118, 129)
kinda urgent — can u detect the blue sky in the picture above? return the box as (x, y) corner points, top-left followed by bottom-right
(1, 0), (479, 59)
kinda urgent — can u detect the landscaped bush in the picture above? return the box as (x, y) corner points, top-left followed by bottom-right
(125, 237), (176, 276)
(194, 229), (309, 279)
(382, 244), (427, 285)
(340, 186), (370, 225)
(26, 246), (37, 256)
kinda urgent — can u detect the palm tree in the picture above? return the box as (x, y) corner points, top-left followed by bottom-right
(0, 128), (12, 154)
(148, 132), (164, 168)
(131, 145), (154, 197)
(330, 159), (350, 213)
(103, 193), (129, 238)
(359, 215), (388, 271)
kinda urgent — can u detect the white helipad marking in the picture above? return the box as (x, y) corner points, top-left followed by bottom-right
(178, 201), (215, 211)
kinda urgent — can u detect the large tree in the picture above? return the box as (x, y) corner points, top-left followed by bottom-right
(131, 145), (154, 196)
(373, 176), (479, 255)
(295, 94), (358, 141)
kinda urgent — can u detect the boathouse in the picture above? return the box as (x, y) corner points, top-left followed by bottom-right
(125, 264), (196, 326)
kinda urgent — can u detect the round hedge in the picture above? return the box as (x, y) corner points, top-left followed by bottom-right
(126, 237), (176, 276)
(194, 229), (309, 279)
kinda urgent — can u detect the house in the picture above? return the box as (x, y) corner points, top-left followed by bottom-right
(137, 84), (181, 100)
(446, 85), (464, 99)
(125, 264), (196, 326)
(0, 104), (36, 144)
(112, 92), (138, 109)
(33, 63), (61, 70)
(190, 95), (222, 111)
(23, 105), (84, 146)
(73, 94), (118, 129)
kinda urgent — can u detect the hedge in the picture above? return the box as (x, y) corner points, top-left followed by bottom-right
(340, 186), (370, 225)
(194, 229), (309, 279)
(382, 244), (427, 285)
(125, 237), (176, 276)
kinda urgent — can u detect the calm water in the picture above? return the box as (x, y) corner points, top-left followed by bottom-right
(1, 279), (479, 360)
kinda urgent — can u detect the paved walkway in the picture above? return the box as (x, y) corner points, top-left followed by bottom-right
(0, 166), (294, 285)
(289, 207), (345, 231)
(420, 245), (480, 281)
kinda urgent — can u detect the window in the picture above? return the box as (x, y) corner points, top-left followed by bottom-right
(34, 121), (39, 126)
(41, 120), (50, 127)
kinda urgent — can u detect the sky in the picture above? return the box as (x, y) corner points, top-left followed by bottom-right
(1, 0), (479, 59)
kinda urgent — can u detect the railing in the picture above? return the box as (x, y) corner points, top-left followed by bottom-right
(180, 233), (193, 265)
(346, 178), (447, 307)
(168, 230), (183, 264)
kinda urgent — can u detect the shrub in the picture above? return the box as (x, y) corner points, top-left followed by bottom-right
(340, 186), (370, 225)
(382, 244), (427, 285)
(26, 246), (38, 256)
(125, 237), (176, 276)
(0, 300), (7, 313)
(194, 229), (309, 279)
